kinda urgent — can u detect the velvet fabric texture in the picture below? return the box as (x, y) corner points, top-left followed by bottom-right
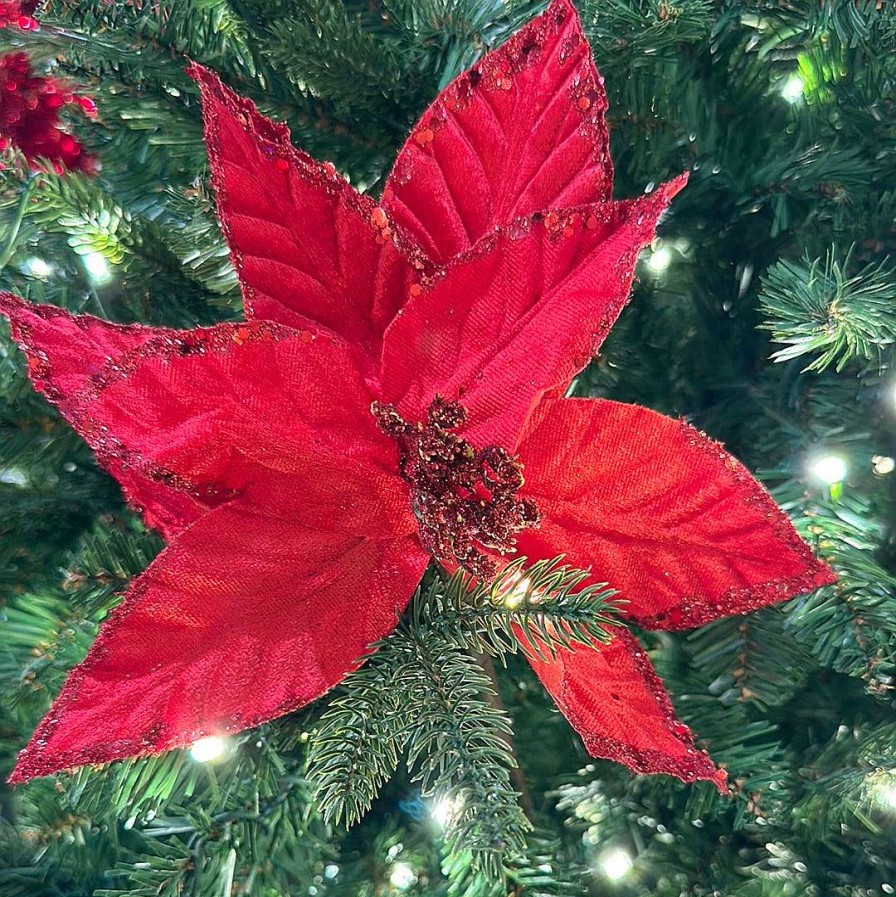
(1, 0), (833, 789)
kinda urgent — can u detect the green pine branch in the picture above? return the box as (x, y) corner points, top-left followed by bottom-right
(760, 248), (896, 372)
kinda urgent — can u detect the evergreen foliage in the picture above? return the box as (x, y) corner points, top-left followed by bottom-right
(1, 1), (894, 896)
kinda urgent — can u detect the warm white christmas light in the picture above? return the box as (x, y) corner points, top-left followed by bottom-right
(0, 467), (28, 486)
(597, 847), (634, 881)
(781, 73), (805, 103)
(388, 862), (417, 890)
(869, 770), (896, 814)
(431, 794), (462, 828)
(873, 455), (895, 476)
(809, 454), (847, 485)
(82, 251), (114, 285)
(646, 245), (673, 274)
(503, 576), (531, 609)
(22, 256), (52, 279)
(189, 735), (229, 763)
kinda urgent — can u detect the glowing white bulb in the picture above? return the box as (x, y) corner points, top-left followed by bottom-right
(388, 862), (417, 890)
(597, 847), (634, 881)
(0, 467), (28, 486)
(781, 73), (805, 103)
(810, 454), (847, 485)
(82, 251), (113, 285)
(870, 771), (896, 814)
(504, 576), (531, 609)
(431, 794), (462, 828)
(646, 246), (673, 274)
(22, 256), (52, 279)
(324, 863), (340, 880)
(873, 455), (895, 476)
(189, 735), (229, 763)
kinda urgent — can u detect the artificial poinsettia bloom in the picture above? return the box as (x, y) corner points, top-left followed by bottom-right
(2, 0), (833, 788)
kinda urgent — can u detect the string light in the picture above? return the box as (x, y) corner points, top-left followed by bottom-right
(872, 455), (895, 476)
(780, 73), (805, 103)
(0, 467), (28, 486)
(596, 846), (634, 881)
(646, 245), (673, 274)
(388, 862), (417, 890)
(22, 256), (52, 279)
(82, 251), (114, 285)
(503, 576), (531, 609)
(809, 453), (847, 486)
(189, 735), (230, 763)
(431, 794), (462, 828)
(868, 770), (896, 815)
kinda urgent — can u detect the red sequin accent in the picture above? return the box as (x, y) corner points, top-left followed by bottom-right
(373, 396), (539, 579)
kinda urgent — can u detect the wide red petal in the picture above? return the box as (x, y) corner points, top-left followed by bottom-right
(523, 628), (727, 790)
(189, 64), (418, 365)
(3, 295), (410, 538)
(379, 180), (684, 449)
(516, 398), (836, 629)
(9, 499), (429, 782)
(382, 0), (611, 265)
(1, 294), (204, 538)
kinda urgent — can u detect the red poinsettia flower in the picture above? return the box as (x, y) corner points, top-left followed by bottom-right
(2, 0), (833, 788)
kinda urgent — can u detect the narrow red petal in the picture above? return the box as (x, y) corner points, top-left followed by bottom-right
(380, 180), (684, 448)
(516, 398), (836, 629)
(1, 293), (204, 537)
(383, 0), (611, 265)
(9, 500), (429, 782)
(524, 628), (728, 791)
(188, 64), (417, 363)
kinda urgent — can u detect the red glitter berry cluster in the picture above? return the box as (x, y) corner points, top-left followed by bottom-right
(0, 51), (96, 173)
(0, 0), (39, 30)
(373, 396), (540, 580)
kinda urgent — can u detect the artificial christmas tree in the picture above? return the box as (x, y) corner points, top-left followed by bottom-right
(1, 2), (894, 896)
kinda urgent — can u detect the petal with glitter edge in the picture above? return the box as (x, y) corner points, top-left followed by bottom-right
(382, 0), (611, 265)
(2, 295), (411, 539)
(9, 500), (429, 783)
(189, 64), (418, 365)
(515, 398), (837, 629)
(0, 293), (204, 538)
(380, 179), (685, 449)
(523, 628), (728, 791)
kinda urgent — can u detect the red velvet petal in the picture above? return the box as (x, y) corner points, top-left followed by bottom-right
(9, 499), (429, 782)
(2, 295), (411, 538)
(80, 322), (412, 537)
(189, 64), (418, 365)
(516, 398), (836, 629)
(379, 180), (685, 449)
(523, 628), (728, 791)
(0, 294), (204, 538)
(382, 0), (611, 265)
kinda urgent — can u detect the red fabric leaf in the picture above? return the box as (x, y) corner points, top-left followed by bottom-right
(379, 180), (684, 448)
(75, 321), (411, 537)
(523, 628), (728, 791)
(1, 295), (413, 538)
(0, 294), (204, 537)
(382, 0), (611, 265)
(515, 398), (836, 629)
(189, 64), (417, 367)
(9, 499), (429, 782)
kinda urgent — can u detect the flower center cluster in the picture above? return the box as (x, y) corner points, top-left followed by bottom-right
(372, 396), (540, 580)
